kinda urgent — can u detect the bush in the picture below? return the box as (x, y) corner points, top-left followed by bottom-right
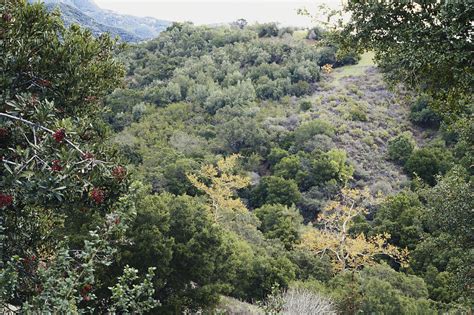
(334, 51), (360, 67)
(267, 147), (290, 167)
(306, 149), (354, 188)
(250, 176), (301, 208)
(317, 46), (337, 67)
(254, 22), (279, 38)
(349, 103), (368, 121)
(289, 249), (332, 282)
(410, 96), (441, 128)
(254, 204), (303, 249)
(387, 132), (416, 164)
(119, 193), (256, 313)
(293, 119), (335, 144)
(299, 100), (312, 111)
(289, 80), (311, 97)
(328, 264), (434, 314)
(404, 146), (453, 185)
(372, 191), (424, 249)
(273, 155), (303, 180)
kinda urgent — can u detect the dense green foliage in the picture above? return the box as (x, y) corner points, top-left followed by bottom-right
(341, 1), (473, 119)
(1, 1), (472, 313)
(387, 132), (415, 164)
(1, 1), (156, 312)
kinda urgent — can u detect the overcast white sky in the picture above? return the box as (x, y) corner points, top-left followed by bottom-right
(94, 0), (343, 27)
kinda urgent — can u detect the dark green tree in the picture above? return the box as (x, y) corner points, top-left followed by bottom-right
(341, 1), (473, 119)
(0, 1), (155, 311)
(387, 132), (416, 165)
(250, 176), (301, 208)
(254, 204), (303, 249)
(404, 146), (453, 185)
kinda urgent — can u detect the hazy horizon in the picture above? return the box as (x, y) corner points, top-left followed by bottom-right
(94, 0), (343, 27)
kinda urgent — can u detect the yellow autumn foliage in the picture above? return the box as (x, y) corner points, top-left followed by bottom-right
(187, 154), (250, 222)
(300, 188), (409, 272)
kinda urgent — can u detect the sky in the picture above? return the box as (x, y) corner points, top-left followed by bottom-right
(94, 0), (343, 27)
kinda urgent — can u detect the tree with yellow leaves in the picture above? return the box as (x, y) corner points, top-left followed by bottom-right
(322, 63), (333, 74)
(187, 155), (250, 222)
(300, 188), (409, 272)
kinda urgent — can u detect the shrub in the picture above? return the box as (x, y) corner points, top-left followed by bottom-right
(405, 146), (454, 185)
(372, 191), (424, 249)
(334, 51), (360, 67)
(290, 80), (311, 97)
(254, 204), (303, 249)
(289, 249), (332, 282)
(328, 264), (433, 314)
(250, 176), (301, 208)
(267, 147), (290, 167)
(317, 46), (337, 67)
(349, 103), (368, 121)
(273, 155), (303, 180)
(306, 149), (354, 188)
(410, 96), (441, 128)
(299, 100), (312, 111)
(387, 132), (416, 164)
(293, 119), (335, 144)
(254, 22), (279, 38)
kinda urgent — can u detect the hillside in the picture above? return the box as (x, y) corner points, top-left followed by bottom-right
(39, 0), (171, 41)
(108, 27), (424, 218)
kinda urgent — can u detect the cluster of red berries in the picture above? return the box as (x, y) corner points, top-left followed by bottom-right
(80, 284), (93, 302)
(90, 187), (105, 204)
(2, 12), (12, 23)
(112, 165), (127, 181)
(37, 79), (51, 87)
(84, 95), (98, 102)
(82, 152), (94, 160)
(52, 129), (66, 143)
(0, 193), (13, 207)
(51, 159), (62, 172)
(23, 255), (37, 265)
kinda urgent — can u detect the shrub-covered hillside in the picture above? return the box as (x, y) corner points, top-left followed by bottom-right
(108, 23), (423, 221)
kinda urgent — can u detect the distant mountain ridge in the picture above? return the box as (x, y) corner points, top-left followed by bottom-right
(33, 0), (171, 42)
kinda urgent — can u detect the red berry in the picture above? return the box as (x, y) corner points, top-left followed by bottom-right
(52, 129), (65, 143)
(112, 166), (126, 181)
(37, 79), (51, 87)
(83, 284), (92, 292)
(89, 188), (105, 204)
(0, 127), (9, 140)
(0, 193), (13, 207)
(114, 217), (121, 225)
(2, 13), (12, 22)
(82, 152), (94, 160)
(51, 159), (62, 172)
(80, 283), (93, 301)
